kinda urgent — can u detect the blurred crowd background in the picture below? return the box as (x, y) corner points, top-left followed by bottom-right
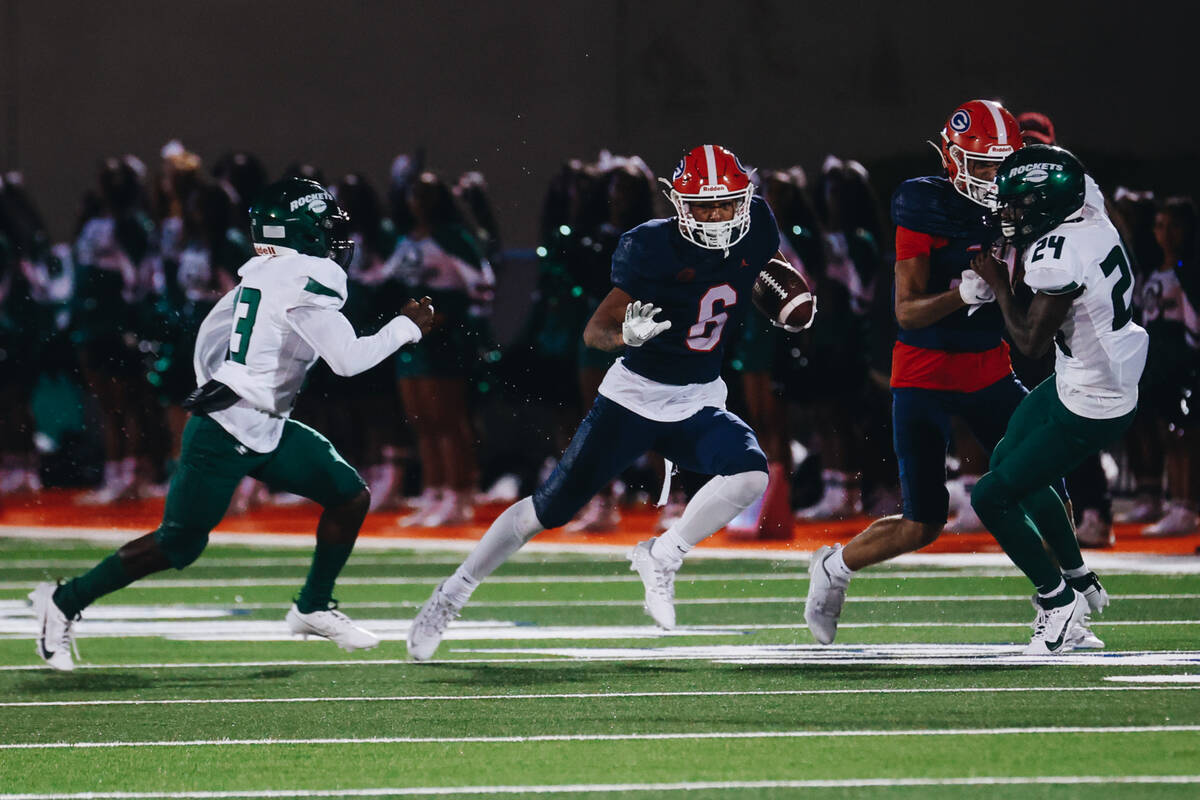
(1, 105), (1197, 542)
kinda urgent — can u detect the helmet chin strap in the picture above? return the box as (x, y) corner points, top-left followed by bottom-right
(928, 139), (948, 168)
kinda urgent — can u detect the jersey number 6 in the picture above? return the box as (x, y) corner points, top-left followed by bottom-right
(686, 283), (737, 352)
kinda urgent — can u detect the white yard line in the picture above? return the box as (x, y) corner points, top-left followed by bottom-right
(4, 725), (1200, 750)
(3, 594), (1197, 614)
(3, 574), (790, 590)
(4, 526), (1199, 572)
(3, 776), (1200, 799)
(5, 568), (1200, 590)
(3, 644), (1200, 671)
(0, 615), (1197, 644)
(2, 684), (1196, 709)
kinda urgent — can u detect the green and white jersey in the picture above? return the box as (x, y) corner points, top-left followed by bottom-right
(1021, 206), (1148, 419)
(194, 248), (421, 452)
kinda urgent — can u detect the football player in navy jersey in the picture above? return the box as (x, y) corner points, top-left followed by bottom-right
(804, 100), (1101, 651)
(407, 145), (802, 660)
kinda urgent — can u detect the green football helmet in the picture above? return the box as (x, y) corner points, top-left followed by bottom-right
(994, 144), (1087, 247)
(249, 177), (354, 268)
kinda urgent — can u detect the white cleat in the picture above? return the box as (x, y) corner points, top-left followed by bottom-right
(1032, 592), (1105, 649)
(407, 582), (462, 661)
(1024, 589), (1086, 656)
(285, 604), (379, 652)
(1141, 502), (1199, 537)
(629, 538), (678, 630)
(805, 545), (848, 645)
(28, 582), (79, 672)
(1075, 509), (1115, 548)
(796, 487), (860, 521)
(1066, 619), (1105, 649)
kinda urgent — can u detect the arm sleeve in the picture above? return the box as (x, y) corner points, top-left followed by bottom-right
(285, 305), (422, 377)
(193, 288), (238, 384)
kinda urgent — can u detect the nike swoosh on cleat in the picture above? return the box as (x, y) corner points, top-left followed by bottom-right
(39, 618), (54, 661)
(1046, 611), (1073, 652)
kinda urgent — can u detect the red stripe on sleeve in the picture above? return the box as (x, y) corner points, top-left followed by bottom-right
(894, 226), (948, 261)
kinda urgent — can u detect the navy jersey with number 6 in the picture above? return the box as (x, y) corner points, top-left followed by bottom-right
(611, 196), (780, 385)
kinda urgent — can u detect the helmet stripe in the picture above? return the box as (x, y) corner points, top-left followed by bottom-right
(704, 145), (719, 186)
(983, 101), (1008, 144)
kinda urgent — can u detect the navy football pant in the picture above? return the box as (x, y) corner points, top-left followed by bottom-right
(892, 373), (1067, 526)
(533, 396), (768, 529)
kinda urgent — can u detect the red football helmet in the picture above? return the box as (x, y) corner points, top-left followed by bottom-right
(937, 99), (1022, 209)
(662, 144), (754, 251)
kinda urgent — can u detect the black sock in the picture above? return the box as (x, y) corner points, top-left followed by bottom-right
(53, 554), (133, 618)
(296, 541), (355, 613)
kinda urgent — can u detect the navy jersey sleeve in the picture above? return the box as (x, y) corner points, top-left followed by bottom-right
(610, 231), (652, 298)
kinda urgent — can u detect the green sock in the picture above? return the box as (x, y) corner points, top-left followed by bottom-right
(53, 554), (134, 618)
(296, 541), (355, 613)
(1021, 486), (1084, 573)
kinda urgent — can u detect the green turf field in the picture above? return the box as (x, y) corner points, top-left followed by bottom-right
(1, 534), (1198, 799)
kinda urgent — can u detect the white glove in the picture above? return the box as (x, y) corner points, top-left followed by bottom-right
(622, 300), (671, 347)
(959, 269), (995, 316)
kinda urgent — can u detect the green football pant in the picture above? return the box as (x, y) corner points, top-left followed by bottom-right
(154, 415), (366, 569)
(971, 378), (1135, 593)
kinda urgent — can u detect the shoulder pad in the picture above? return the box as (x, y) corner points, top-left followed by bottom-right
(611, 225), (660, 290)
(892, 176), (990, 238)
(299, 255), (348, 301)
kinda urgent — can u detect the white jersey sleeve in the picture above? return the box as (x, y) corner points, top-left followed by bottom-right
(193, 288), (238, 383)
(285, 306), (422, 377)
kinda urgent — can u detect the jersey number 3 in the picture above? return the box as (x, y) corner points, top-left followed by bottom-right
(228, 287), (262, 364)
(686, 284), (737, 352)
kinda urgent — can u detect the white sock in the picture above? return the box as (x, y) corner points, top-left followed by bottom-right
(826, 546), (854, 583)
(649, 471), (769, 563)
(1062, 565), (1090, 580)
(441, 568), (478, 607)
(651, 529), (691, 564)
(453, 496), (544, 593)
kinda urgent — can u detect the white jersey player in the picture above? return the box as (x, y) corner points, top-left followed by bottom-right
(29, 178), (435, 671)
(969, 144), (1147, 656)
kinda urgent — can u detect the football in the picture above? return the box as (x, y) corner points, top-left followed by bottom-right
(752, 258), (815, 332)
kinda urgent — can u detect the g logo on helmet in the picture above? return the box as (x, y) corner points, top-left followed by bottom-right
(950, 110), (971, 133)
(308, 199), (327, 214)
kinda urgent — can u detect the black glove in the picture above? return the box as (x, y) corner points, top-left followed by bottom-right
(181, 379), (241, 415)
